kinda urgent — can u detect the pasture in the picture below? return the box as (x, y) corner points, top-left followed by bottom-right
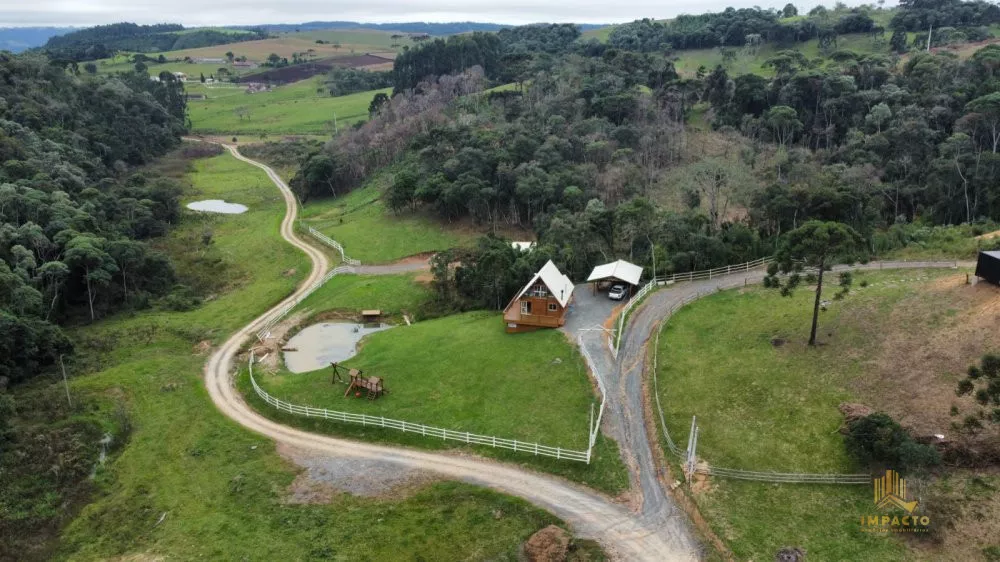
(151, 31), (403, 62)
(299, 174), (479, 263)
(187, 79), (388, 135)
(654, 268), (1000, 560)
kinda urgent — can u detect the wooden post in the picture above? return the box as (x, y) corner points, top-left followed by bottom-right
(59, 354), (71, 408)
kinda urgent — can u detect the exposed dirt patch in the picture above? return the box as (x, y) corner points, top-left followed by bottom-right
(522, 525), (571, 561)
(282, 268), (297, 277)
(278, 443), (440, 501)
(250, 310), (309, 371)
(770, 337), (786, 348)
(193, 340), (212, 355)
(837, 402), (874, 428)
(853, 274), (1000, 453)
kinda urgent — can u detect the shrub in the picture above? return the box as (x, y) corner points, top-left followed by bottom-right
(844, 412), (940, 473)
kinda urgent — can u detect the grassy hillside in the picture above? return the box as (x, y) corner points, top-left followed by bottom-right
(293, 273), (432, 318)
(655, 268), (1000, 560)
(299, 173), (480, 263)
(153, 31), (403, 62)
(188, 79), (388, 135)
(45, 148), (585, 560)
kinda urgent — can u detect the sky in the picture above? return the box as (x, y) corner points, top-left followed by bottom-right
(1, 0), (884, 28)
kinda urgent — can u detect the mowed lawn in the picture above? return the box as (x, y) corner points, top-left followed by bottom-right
(256, 312), (596, 450)
(55, 150), (572, 560)
(293, 273), (432, 317)
(300, 176), (477, 263)
(654, 269), (961, 561)
(188, 78), (389, 135)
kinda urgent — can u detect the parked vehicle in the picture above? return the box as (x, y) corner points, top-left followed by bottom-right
(608, 284), (628, 300)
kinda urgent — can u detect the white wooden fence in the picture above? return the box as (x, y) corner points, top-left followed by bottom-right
(255, 265), (356, 341)
(302, 224), (361, 266)
(248, 353), (594, 463)
(609, 257), (773, 357)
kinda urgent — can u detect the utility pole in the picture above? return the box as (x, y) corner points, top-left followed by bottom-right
(646, 235), (657, 281)
(59, 354), (71, 408)
(926, 23), (933, 52)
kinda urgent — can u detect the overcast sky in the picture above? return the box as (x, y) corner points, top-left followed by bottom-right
(1, 0), (884, 28)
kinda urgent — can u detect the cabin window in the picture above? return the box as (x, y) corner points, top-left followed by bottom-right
(521, 301), (531, 315)
(529, 284), (549, 297)
(548, 303), (558, 312)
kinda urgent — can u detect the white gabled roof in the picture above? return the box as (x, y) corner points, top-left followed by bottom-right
(511, 260), (575, 308)
(586, 259), (643, 286)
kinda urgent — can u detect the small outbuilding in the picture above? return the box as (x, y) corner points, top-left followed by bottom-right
(975, 251), (1000, 284)
(586, 259), (644, 295)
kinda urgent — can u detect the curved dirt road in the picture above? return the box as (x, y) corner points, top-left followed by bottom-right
(202, 144), (702, 561)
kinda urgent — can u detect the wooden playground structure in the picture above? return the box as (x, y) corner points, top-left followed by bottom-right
(331, 362), (386, 400)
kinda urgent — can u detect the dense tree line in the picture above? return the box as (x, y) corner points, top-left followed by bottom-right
(705, 43), (1000, 229)
(391, 24), (581, 92)
(324, 67), (393, 97)
(889, 0), (1000, 32)
(607, 7), (875, 52)
(42, 22), (267, 61)
(0, 54), (187, 384)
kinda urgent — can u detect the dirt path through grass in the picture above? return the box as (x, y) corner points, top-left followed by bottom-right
(199, 142), (702, 562)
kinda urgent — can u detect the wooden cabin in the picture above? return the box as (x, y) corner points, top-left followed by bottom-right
(503, 260), (575, 333)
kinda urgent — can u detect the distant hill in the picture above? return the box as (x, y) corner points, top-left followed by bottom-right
(254, 21), (607, 35)
(0, 27), (76, 52)
(43, 22), (268, 61)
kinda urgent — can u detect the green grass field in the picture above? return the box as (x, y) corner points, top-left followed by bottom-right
(300, 174), (478, 263)
(293, 273), (432, 318)
(149, 33), (397, 62)
(258, 311), (595, 448)
(45, 150), (580, 559)
(187, 79), (388, 135)
(247, 310), (627, 494)
(653, 269), (963, 560)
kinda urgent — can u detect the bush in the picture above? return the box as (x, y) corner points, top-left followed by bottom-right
(844, 413), (940, 473)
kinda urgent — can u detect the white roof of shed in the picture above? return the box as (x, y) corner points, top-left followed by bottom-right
(511, 260), (575, 308)
(586, 259), (643, 286)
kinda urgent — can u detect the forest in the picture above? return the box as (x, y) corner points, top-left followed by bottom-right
(42, 23), (268, 61)
(0, 54), (187, 384)
(295, 0), (1000, 308)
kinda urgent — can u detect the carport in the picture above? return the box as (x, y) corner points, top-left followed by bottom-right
(586, 259), (644, 296)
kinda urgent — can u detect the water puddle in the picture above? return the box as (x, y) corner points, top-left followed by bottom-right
(186, 199), (248, 214)
(283, 322), (392, 373)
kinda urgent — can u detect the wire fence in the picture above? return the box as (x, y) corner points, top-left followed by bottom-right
(646, 269), (887, 485)
(248, 352), (594, 463)
(302, 224), (361, 266)
(577, 334), (607, 454)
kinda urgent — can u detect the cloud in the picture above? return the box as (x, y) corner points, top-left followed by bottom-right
(0, 0), (876, 27)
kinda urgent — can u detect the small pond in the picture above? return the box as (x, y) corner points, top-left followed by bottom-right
(186, 199), (248, 214)
(283, 322), (393, 373)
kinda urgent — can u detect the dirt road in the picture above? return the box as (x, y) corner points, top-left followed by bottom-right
(202, 144), (701, 561)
